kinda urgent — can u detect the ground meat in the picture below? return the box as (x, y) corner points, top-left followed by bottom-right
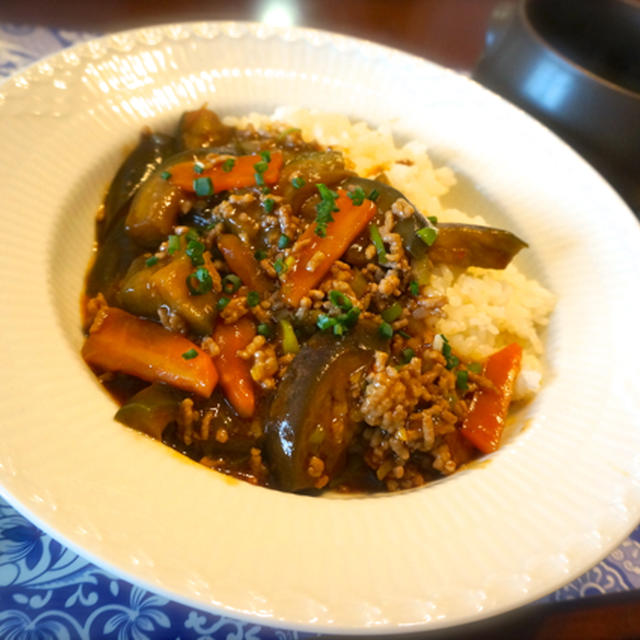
(158, 306), (188, 334)
(237, 335), (266, 360)
(377, 269), (401, 296)
(391, 197), (415, 220)
(200, 336), (220, 358)
(249, 344), (279, 389)
(306, 250), (326, 273)
(220, 295), (249, 324)
(357, 347), (470, 490)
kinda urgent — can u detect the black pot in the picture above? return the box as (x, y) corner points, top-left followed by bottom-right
(473, 0), (640, 215)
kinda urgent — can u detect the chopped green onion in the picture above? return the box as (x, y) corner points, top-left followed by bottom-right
(221, 158), (235, 172)
(279, 318), (300, 354)
(263, 198), (275, 213)
(260, 150), (271, 163)
(217, 296), (230, 310)
(441, 335), (460, 370)
(468, 362), (483, 374)
(409, 280), (420, 296)
(369, 224), (387, 264)
(257, 323), (272, 337)
(186, 267), (213, 295)
(261, 186), (271, 194)
(222, 274), (242, 294)
(427, 215), (438, 224)
(401, 348), (415, 364)
(347, 186), (366, 206)
(398, 330), (411, 339)
(317, 305), (360, 335)
(456, 369), (469, 391)
(160, 171), (171, 181)
(185, 228), (200, 241)
(379, 321), (394, 339)
(254, 158), (269, 187)
(246, 291), (260, 307)
(316, 314), (337, 331)
(186, 239), (205, 266)
(381, 302), (402, 323)
(277, 234), (290, 250)
(291, 176), (305, 189)
(314, 183), (339, 237)
(182, 348), (198, 360)
(329, 290), (352, 311)
(338, 307), (360, 328)
(254, 249), (267, 261)
(417, 226), (438, 247)
(367, 189), (380, 202)
(167, 234), (180, 255)
(194, 163), (204, 174)
(273, 258), (286, 275)
(253, 160), (269, 174)
(193, 176), (213, 197)
(145, 255), (159, 267)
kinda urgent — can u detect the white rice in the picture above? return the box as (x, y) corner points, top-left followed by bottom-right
(225, 108), (556, 400)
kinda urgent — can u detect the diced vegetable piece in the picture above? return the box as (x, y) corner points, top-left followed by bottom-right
(216, 234), (271, 295)
(369, 224), (387, 264)
(443, 430), (476, 467)
(176, 106), (234, 150)
(281, 189), (377, 306)
(279, 318), (299, 354)
(461, 342), (523, 453)
(343, 177), (527, 270)
(150, 254), (218, 335)
(125, 169), (188, 248)
(429, 224), (528, 269)
(277, 151), (352, 215)
(116, 255), (163, 317)
(86, 217), (144, 303)
(115, 383), (184, 439)
(342, 176), (429, 259)
(169, 152), (283, 194)
(82, 306), (218, 397)
(212, 317), (256, 418)
(265, 326), (382, 491)
(117, 249), (219, 334)
(100, 131), (175, 243)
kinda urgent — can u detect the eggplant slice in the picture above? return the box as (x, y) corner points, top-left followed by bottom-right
(265, 325), (386, 492)
(342, 176), (527, 269)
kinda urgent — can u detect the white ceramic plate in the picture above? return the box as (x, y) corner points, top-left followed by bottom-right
(1, 22), (639, 635)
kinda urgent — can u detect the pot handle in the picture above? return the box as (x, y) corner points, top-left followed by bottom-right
(484, 1), (517, 52)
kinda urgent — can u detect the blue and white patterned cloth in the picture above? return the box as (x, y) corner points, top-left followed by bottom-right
(1, 23), (640, 639)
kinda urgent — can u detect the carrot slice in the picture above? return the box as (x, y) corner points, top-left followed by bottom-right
(212, 317), (256, 418)
(460, 342), (523, 454)
(281, 189), (377, 306)
(217, 234), (272, 295)
(169, 151), (283, 194)
(82, 306), (218, 397)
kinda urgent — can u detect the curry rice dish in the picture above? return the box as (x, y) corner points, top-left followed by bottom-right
(82, 106), (555, 494)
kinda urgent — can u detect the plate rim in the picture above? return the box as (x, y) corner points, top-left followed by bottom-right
(1, 19), (640, 635)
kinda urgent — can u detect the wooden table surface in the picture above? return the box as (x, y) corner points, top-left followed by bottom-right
(1, 1), (638, 638)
